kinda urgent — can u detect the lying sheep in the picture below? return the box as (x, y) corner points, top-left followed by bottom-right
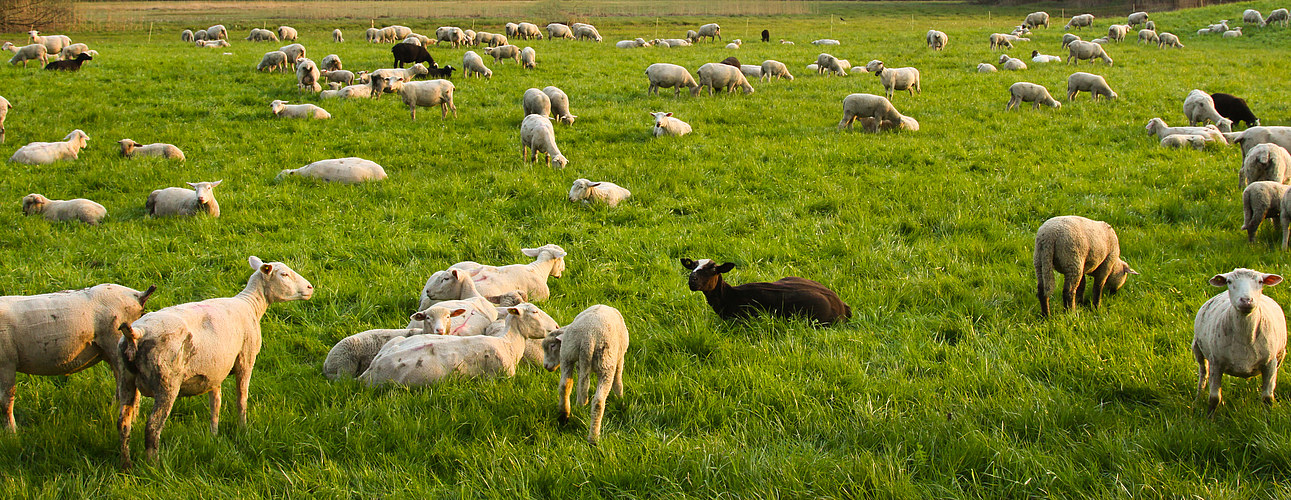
(1192, 268), (1287, 416)
(1161, 134), (1209, 150)
(1034, 215), (1137, 317)
(651, 111), (691, 137)
(696, 63), (754, 96)
(1091, 37), (1110, 44)
(837, 93), (918, 132)
(806, 63), (819, 73)
(195, 40), (230, 48)
(520, 114), (567, 168)
(811, 39), (840, 46)
(359, 305), (533, 387)
(1224, 27), (1244, 38)
(1146, 118), (1226, 144)
(1030, 50), (1062, 63)
(1000, 55), (1027, 70)
(21, 194), (107, 225)
(446, 244), (567, 302)
(1241, 143), (1291, 188)
(865, 60), (921, 98)
(323, 327), (420, 380)
(1065, 14), (1095, 30)
(277, 157), (387, 184)
(1243, 181), (1291, 242)
(370, 63), (428, 83)
(1158, 32), (1184, 48)
(118, 139), (185, 160)
(657, 38), (691, 48)
(521, 47), (536, 69)
(927, 30), (948, 50)
(418, 266), (528, 311)
(10, 129), (89, 164)
(319, 54), (342, 71)
(323, 83), (374, 99)
(3, 42), (48, 68)
(147, 181), (222, 217)
(543, 86), (576, 124)
(568, 179), (631, 207)
(271, 100), (330, 119)
(977, 63), (997, 72)
(1066, 72), (1118, 100)
(1067, 40), (1113, 65)
(59, 43), (96, 59)
(333, 29), (344, 42)
(523, 88), (551, 117)
(1138, 29), (1159, 44)
(405, 292), (499, 333)
(646, 63), (699, 97)
(760, 60), (793, 81)
(399, 79), (457, 120)
(484, 44), (520, 64)
(257, 51), (289, 72)
(1007, 82), (1061, 110)
(616, 38), (649, 48)
(542, 304), (630, 446)
(463, 51), (492, 79)
(1184, 90), (1233, 132)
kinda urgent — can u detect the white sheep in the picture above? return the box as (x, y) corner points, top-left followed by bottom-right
(484, 302), (560, 366)
(195, 40), (230, 48)
(9, 130), (88, 165)
(365, 27), (380, 43)
(865, 60), (920, 98)
(988, 33), (1014, 49)
(271, 100), (330, 119)
(118, 139), (185, 161)
(1243, 181), (1291, 242)
(21, 194), (107, 225)
(1031, 50), (1062, 63)
(543, 86), (576, 124)
(324, 83), (374, 99)
(547, 23), (575, 39)
(59, 43), (95, 59)
(182, 29), (194, 42)
(1138, 29), (1159, 44)
(1067, 40), (1113, 65)
(115, 256), (313, 467)
(417, 266), (527, 311)
(696, 63), (754, 96)
(1184, 89), (1234, 132)
(523, 88), (551, 117)
(27, 31), (70, 56)
(193, 29), (209, 41)
(926, 30), (948, 50)
(405, 291), (499, 333)
(1034, 215), (1136, 317)
(295, 58), (321, 92)
(1224, 27), (1244, 38)
(1160, 134), (1209, 150)
(739, 64), (762, 79)
(277, 157), (387, 184)
(1127, 11), (1149, 26)
(1061, 33), (1082, 47)
(1158, 32), (1184, 48)
(977, 63), (997, 72)
(245, 28), (278, 42)
(1226, 127), (1291, 156)
(759, 60), (793, 81)
(517, 22), (544, 40)
(206, 24), (228, 40)
(321, 69), (355, 86)
(0, 95), (10, 143)
(837, 93), (918, 132)
(1145, 118), (1226, 144)
(2, 42), (47, 68)
(463, 51), (492, 79)
(521, 46), (536, 69)
(650, 111), (691, 137)
(146, 181), (221, 218)
(1269, 8), (1289, 27)
(319, 54), (341, 71)
(696, 23), (721, 42)
(1000, 55), (1027, 70)
(811, 39), (840, 46)
(276, 26), (297, 41)
(1024, 11), (1050, 28)
(370, 63), (428, 83)
(616, 38), (649, 48)
(484, 44), (520, 64)
(1064, 14), (1095, 30)
(1192, 268), (1287, 416)
(1240, 143), (1291, 189)
(359, 305), (534, 387)
(333, 29), (344, 42)
(541, 304), (630, 445)
(256, 51), (288, 72)
(1244, 9), (1266, 26)
(520, 114), (567, 168)
(645, 63), (699, 97)
(445, 244), (567, 302)
(278, 43), (306, 66)
(574, 24), (603, 42)
(323, 327), (420, 380)
(1107, 24), (1130, 42)
(1066, 72), (1118, 101)
(1007, 82), (1061, 110)
(398, 79), (457, 120)
(568, 179), (631, 207)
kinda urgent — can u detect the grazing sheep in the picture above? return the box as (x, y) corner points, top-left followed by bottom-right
(370, 63), (428, 83)
(926, 30), (948, 50)
(147, 181), (222, 218)
(426, 65), (455, 79)
(1241, 143), (1291, 189)
(1033, 215), (1137, 317)
(369, 76), (403, 98)
(1024, 11), (1050, 28)
(1184, 89), (1234, 132)
(1065, 14), (1095, 30)
(0, 95), (9, 143)
(1000, 55), (1027, 70)
(118, 139), (185, 161)
(1008, 82), (1061, 110)
(1145, 118), (1226, 144)
(780, 38), (794, 45)
(645, 63), (699, 97)
(574, 24), (603, 42)
(295, 58), (321, 92)
(271, 100), (329, 119)
(865, 60), (921, 98)
(696, 63), (754, 96)
(9, 130), (88, 165)
(319, 54), (341, 71)
(520, 46), (536, 68)
(182, 29), (194, 42)
(1243, 181), (1291, 242)
(0, 283), (154, 431)
(696, 23), (722, 42)
(1192, 268), (1287, 416)
(1061, 33), (1082, 48)
(1211, 93), (1259, 128)
(547, 23), (575, 39)
(977, 63), (997, 72)
(541, 305), (629, 445)
(463, 51), (492, 79)
(278, 43), (306, 66)
(989, 33), (1015, 49)
(3, 42), (48, 68)
(1066, 72), (1117, 101)
(837, 93), (918, 132)
(245, 28), (278, 42)
(1108, 24), (1130, 42)
(206, 24), (228, 40)
(1158, 32), (1184, 48)
(523, 88), (551, 117)
(739, 64), (762, 79)
(568, 179), (630, 207)
(517, 22), (543, 40)
(685, 30), (699, 43)
(650, 111), (691, 137)
(1224, 27), (1244, 38)
(818, 53), (852, 76)
(321, 69), (355, 86)
(276, 157), (387, 184)
(333, 29), (344, 42)
(1160, 134), (1209, 150)
(1146, 20), (1156, 30)
(365, 27), (380, 43)
(391, 43), (434, 69)
(256, 51), (288, 72)
(1031, 50), (1062, 63)
(21, 194), (107, 225)
(520, 114), (567, 168)
(444, 244), (567, 302)
(1138, 29), (1159, 44)
(116, 256), (313, 468)
(1067, 40), (1113, 65)
(811, 39), (840, 46)
(398, 79), (456, 120)
(1244, 9), (1265, 26)
(1269, 8), (1289, 27)
(680, 259), (851, 324)
(44, 53), (92, 71)
(542, 86), (576, 124)
(760, 60), (793, 81)
(477, 31), (509, 47)
(484, 44), (520, 64)
(505, 23), (520, 37)
(276, 26), (297, 41)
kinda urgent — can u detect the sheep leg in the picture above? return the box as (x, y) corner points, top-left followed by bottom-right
(409, 104), (417, 120)
(1206, 369), (1224, 417)
(1261, 357), (1280, 405)
(837, 112), (855, 130)
(613, 359), (625, 398)
(1007, 96), (1019, 111)
(116, 371), (140, 468)
(235, 364), (254, 426)
(586, 374), (613, 445)
(1283, 220), (1290, 250)
(143, 383), (181, 463)
(208, 388), (221, 435)
(1037, 275), (1053, 318)
(576, 362), (592, 406)
(0, 365), (14, 432)
(1088, 272), (1110, 309)
(1062, 273), (1082, 310)
(557, 365), (574, 423)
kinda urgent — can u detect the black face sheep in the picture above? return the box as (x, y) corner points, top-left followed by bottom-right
(44, 53), (91, 72)
(392, 43), (435, 69)
(679, 259), (851, 325)
(1033, 215), (1138, 317)
(1211, 93), (1260, 128)
(426, 64), (455, 79)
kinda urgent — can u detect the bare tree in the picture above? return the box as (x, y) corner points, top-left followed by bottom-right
(0, 0), (74, 32)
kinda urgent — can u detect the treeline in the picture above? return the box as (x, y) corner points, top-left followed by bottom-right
(0, 0), (75, 31)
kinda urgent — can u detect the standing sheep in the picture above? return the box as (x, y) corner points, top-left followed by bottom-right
(1024, 11), (1050, 28)
(1158, 32), (1184, 48)
(1128, 12), (1149, 26)
(277, 26), (298, 41)
(1034, 215), (1137, 317)
(1243, 181), (1290, 242)
(182, 29), (194, 42)
(696, 23), (722, 42)
(296, 58), (321, 92)
(542, 305), (630, 446)
(256, 51), (288, 72)
(323, 327), (420, 380)
(650, 111), (691, 137)
(645, 63), (699, 97)
(3, 42), (48, 68)
(1192, 268), (1287, 416)
(278, 43), (306, 67)
(1240, 143), (1291, 188)
(1244, 9), (1266, 26)
(333, 29), (344, 42)
(463, 51), (492, 79)
(1067, 40), (1113, 65)
(1211, 93), (1260, 128)
(398, 79), (457, 120)
(696, 63), (754, 96)
(319, 54), (342, 72)
(517, 22), (543, 40)
(523, 88), (551, 118)
(1064, 14), (1095, 30)
(484, 44), (520, 64)
(1107, 24), (1130, 42)
(0, 95), (10, 143)
(1007, 82), (1061, 110)
(926, 30), (947, 50)
(1066, 72), (1118, 101)
(520, 114), (567, 168)
(21, 194), (107, 225)
(546, 23), (574, 39)
(1138, 29), (1159, 44)
(568, 179), (630, 207)
(543, 86), (576, 124)
(1061, 33), (1082, 48)
(146, 181), (222, 217)
(1184, 89), (1234, 132)
(837, 93), (918, 132)
(521, 46), (536, 69)
(9, 130), (88, 165)
(865, 60), (920, 98)
(760, 60), (793, 81)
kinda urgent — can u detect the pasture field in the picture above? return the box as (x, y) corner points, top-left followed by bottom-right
(3, 1), (1291, 497)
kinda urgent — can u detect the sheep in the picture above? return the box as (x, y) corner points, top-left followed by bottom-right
(276, 157), (387, 184)
(807, 63), (819, 72)
(270, 99), (329, 119)
(519, 46), (536, 69)
(3, 42), (48, 68)
(977, 63), (997, 72)
(115, 256), (313, 468)
(1205, 20), (1231, 33)
(684, 29), (699, 43)
(1269, 8), (1289, 27)
(384, 25), (413, 41)
(865, 60), (921, 98)
(323, 83), (373, 99)
(27, 31), (70, 56)
(59, 43), (94, 59)
(1011, 25), (1032, 37)
(276, 26), (297, 41)
(1211, 93), (1259, 128)
(1146, 20), (1156, 30)
(1158, 32), (1184, 48)
(574, 24), (603, 42)
(0, 283), (154, 431)
(811, 39), (840, 46)
(1107, 24), (1130, 42)
(245, 28), (278, 42)
(1091, 37), (1112, 44)
(1065, 14), (1095, 30)
(146, 181), (222, 218)
(444, 244), (567, 302)
(538, 86), (576, 124)
(520, 114), (567, 168)
(1126, 11), (1149, 27)
(182, 29), (194, 42)
(1192, 268), (1287, 416)
(1145, 118), (1227, 144)
(1033, 215), (1137, 317)
(1138, 29), (1159, 44)
(425, 64), (455, 79)
(1067, 40), (1113, 65)
(398, 79), (456, 120)
(20, 194), (107, 225)
(321, 69), (355, 86)
(478, 32), (509, 47)
(1224, 28), (1244, 38)
(193, 29), (209, 42)
(616, 38), (649, 48)
(650, 111), (691, 137)
(645, 63), (699, 97)
(319, 54), (342, 71)
(323, 327), (421, 380)
(759, 60), (793, 81)
(517, 22), (543, 40)
(1160, 134), (1209, 150)
(484, 44), (520, 64)
(1062, 72), (1118, 102)
(294, 58), (321, 92)
(359, 304), (536, 387)
(568, 179), (631, 207)
(523, 88), (551, 117)
(9, 130), (88, 165)
(541, 305), (629, 445)
(195, 40), (230, 48)
(989, 33), (1014, 49)
(278, 43), (306, 67)
(506, 23), (520, 37)
(365, 27), (380, 43)
(1024, 11), (1050, 29)
(370, 76), (403, 98)
(547, 23), (575, 39)
(0, 95), (10, 143)
(1184, 90), (1234, 132)
(1000, 55), (1027, 71)
(1031, 50), (1062, 63)
(817, 54), (851, 76)
(739, 64), (762, 79)
(118, 139), (185, 161)
(780, 38), (794, 45)
(1008, 82), (1061, 110)
(463, 51), (492, 79)
(695, 63), (754, 96)
(44, 53), (91, 71)
(926, 30), (947, 50)
(696, 23), (721, 42)
(658, 38), (691, 48)
(680, 259), (851, 324)
(333, 29), (344, 42)
(206, 24), (228, 40)
(1243, 181), (1291, 242)
(417, 266), (529, 311)
(463, 29), (477, 45)
(1241, 143), (1291, 189)
(837, 93), (918, 132)
(1225, 127), (1291, 156)
(370, 63), (428, 84)
(1060, 34), (1080, 49)
(256, 51), (288, 72)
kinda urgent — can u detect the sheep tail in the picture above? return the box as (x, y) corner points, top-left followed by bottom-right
(118, 324), (142, 373)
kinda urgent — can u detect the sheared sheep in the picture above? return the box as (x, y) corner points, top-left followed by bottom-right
(760, 60), (793, 81)
(146, 181), (222, 217)
(1145, 118), (1226, 143)
(118, 139), (185, 160)
(645, 63), (699, 97)
(2, 42), (47, 68)
(1161, 134), (1209, 150)
(1065, 14), (1095, 30)
(837, 93), (918, 132)
(521, 47), (536, 68)
(1067, 40), (1113, 65)
(1008, 82), (1061, 110)
(926, 30), (948, 50)
(865, 60), (920, 98)
(1241, 143), (1291, 189)
(9, 130), (88, 165)
(696, 63), (754, 96)
(543, 86), (575, 124)
(1067, 72), (1118, 100)
(1184, 89), (1233, 132)
(1243, 181), (1290, 242)
(276, 157), (386, 184)
(398, 79), (456, 120)
(463, 51), (491, 79)
(256, 51), (288, 72)
(1158, 32), (1184, 48)
(21, 194), (107, 225)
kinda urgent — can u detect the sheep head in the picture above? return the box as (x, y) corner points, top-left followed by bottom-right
(248, 255), (314, 303)
(21, 194), (48, 215)
(680, 258), (736, 292)
(1211, 268), (1279, 315)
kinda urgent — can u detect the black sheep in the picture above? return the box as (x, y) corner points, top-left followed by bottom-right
(1211, 93), (1260, 128)
(761, 29), (770, 42)
(45, 53), (92, 72)
(720, 56), (740, 68)
(680, 258), (852, 325)
(426, 65), (455, 79)
(392, 43), (435, 69)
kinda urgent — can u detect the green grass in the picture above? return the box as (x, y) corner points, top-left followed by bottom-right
(3, 1), (1291, 497)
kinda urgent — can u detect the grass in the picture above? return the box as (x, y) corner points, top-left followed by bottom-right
(2, 1), (1291, 497)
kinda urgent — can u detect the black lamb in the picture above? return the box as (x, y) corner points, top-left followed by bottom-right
(392, 43), (435, 69)
(761, 29), (770, 42)
(45, 53), (92, 72)
(1211, 93), (1260, 128)
(680, 258), (852, 325)
(426, 65), (455, 79)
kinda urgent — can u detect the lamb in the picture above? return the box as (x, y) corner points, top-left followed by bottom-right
(1146, 20), (1156, 30)
(1224, 27), (1244, 38)
(520, 114), (568, 168)
(369, 76), (403, 98)
(837, 93), (919, 132)
(295, 58), (321, 92)
(245, 28), (278, 42)
(1031, 50), (1062, 63)
(1064, 14), (1095, 30)
(195, 40), (230, 48)
(1192, 268), (1287, 416)
(359, 305), (535, 387)
(988, 33), (1014, 49)
(1205, 20), (1231, 33)
(484, 44), (520, 64)
(118, 139), (185, 161)
(324, 83), (374, 99)
(1033, 215), (1137, 317)
(182, 29), (194, 42)
(271, 100), (330, 119)
(1145, 118), (1226, 144)
(1090, 37), (1110, 44)
(1067, 40), (1113, 65)
(542, 86), (575, 124)
(278, 43), (306, 67)
(523, 88), (551, 118)
(977, 63), (997, 72)
(1244, 9), (1265, 26)
(574, 24), (603, 42)
(323, 327), (421, 380)
(547, 23), (575, 39)
(1008, 82), (1061, 110)
(680, 259), (851, 324)
(276, 157), (387, 184)
(256, 50), (288, 72)
(319, 54), (342, 71)
(59, 43), (95, 59)
(1000, 55), (1027, 70)
(1211, 93), (1259, 128)
(370, 63), (428, 83)
(1011, 25), (1031, 37)
(43, 52), (92, 71)
(0, 95), (10, 143)
(696, 63), (754, 96)
(541, 304), (629, 445)
(9, 130), (89, 165)
(1138, 29), (1159, 44)
(1269, 8), (1290, 27)
(398, 79), (457, 120)
(780, 38), (794, 45)
(1158, 32), (1184, 48)
(696, 23), (722, 42)
(739, 64), (762, 79)
(645, 63), (699, 97)
(1184, 89), (1234, 132)
(685, 30), (699, 43)
(365, 27), (380, 43)
(426, 64), (455, 79)
(333, 29), (344, 42)
(568, 179), (630, 207)
(146, 181), (221, 217)
(1024, 11), (1050, 28)
(1066, 72), (1117, 101)
(1062, 33), (1082, 47)
(807, 63), (819, 72)
(20, 194), (107, 225)
(1160, 134), (1209, 150)
(1128, 11), (1149, 26)
(865, 60), (921, 98)
(926, 30), (947, 50)
(517, 22), (543, 40)
(650, 111), (691, 137)
(1240, 143), (1291, 189)
(463, 51), (492, 79)
(759, 60), (793, 81)
(115, 256), (313, 468)
(520, 46), (536, 69)
(1243, 181), (1291, 242)
(811, 39), (840, 46)
(0, 283), (154, 431)
(3, 42), (48, 68)
(818, 54), (851, 76)
(383, 25), (413, 42)
(1107, 24), (1130, 42)
(463, 29), (477, 45)
(277, 26), (297, 41)
(321, 69), (355, 86)
(443, 244), (567, 302)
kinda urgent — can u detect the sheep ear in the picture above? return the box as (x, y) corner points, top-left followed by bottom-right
(507, 307), (520, 316)
(665, 112), (673, 117)
(1209, 275), (1228, 287)
(680, 258), (697, 270)
(187, 182), (198, 188)
(589, 182), (602, 187)
(450, 308), (467, 317)
(450, 269), (459, 278)
(1124, 263), (1139, 276)
(554, 333), (566, 343)
(260, 264), (273, 275)
(716, 262), (736, 273)
(137, 285), (156, 306)
(1264, 274), (1283, 286)
(248, 256), (264, 269)
(521, 248), (541, 257)
(212, 180), (222, 187)
(412, 312), (426, 321)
